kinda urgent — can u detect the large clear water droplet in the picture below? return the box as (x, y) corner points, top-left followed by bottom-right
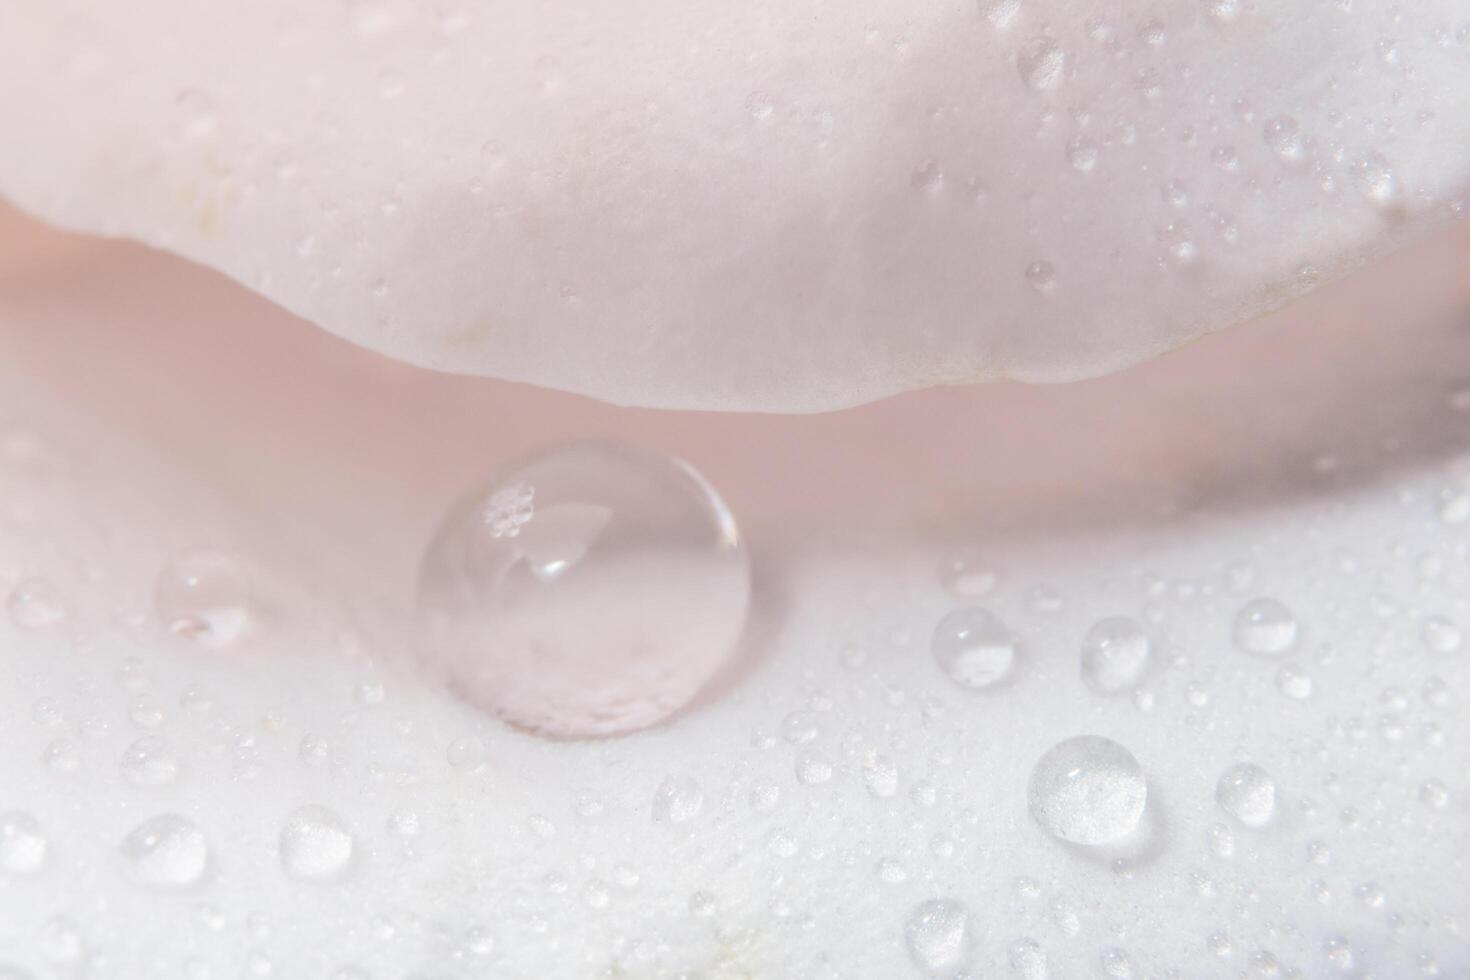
(1233, 598), (1298, 655)
(0, 812), (47, 875)
(121, 814), (209, 888)
(1215, 762), (1277, 827)
(904, 899), (970, 973)
(1028, 735), (1147, 845)
(279, 805), (355, 882)
(931, 608), (1019, 689)
(1080, 617), (1151, 695)
(418, 443), (750, 738)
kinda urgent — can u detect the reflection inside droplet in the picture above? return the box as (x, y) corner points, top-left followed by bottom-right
(418, 442), (751, 738)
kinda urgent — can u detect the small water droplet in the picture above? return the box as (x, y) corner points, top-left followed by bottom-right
(7, 579), (65, 630)
(1216, 763), (1276, 827)
(0, 812), (46, 875)
(1422, 616), (1461, 653)
(1275, 664), (1313, 699)
(1080, 617), (1152, 695)
(120, 736), (180, 787)
(279, 805), (355, 882)
(1233, 598), (1298, 655)
(1066, 135), (1100, 172)
(1263, 117), (1306, 163)
(1018, 38), (1067, 91)
(931, 608), (1019, 689)
(156, 551), (259, 648)
(1025, 260), (1057, 293)
(1028, 736), (1147, 845)
(121, 814), (209, 888)
(904, 899), (970, 973)
(652, 776), (704, 824)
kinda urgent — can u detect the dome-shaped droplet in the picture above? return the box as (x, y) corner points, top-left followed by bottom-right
(1080, 617), (1151, 695)
(120, 736), (181, 787)
(1028, 736), (1147, 845)
(155, 551), (259, 648)
(652, 775), (705, 824)
(904, 899), (970, 973)
(279, 805), (355, 882)
(1233, 598), (1298, 655)
(6, 579), (65, 630)
(1017, 38), (1066, 91)
(1215, 762), (1276, 827)
(418, 443), (750, 738)
(121, 814), (209, 888)
(0, 812), (47, 875)
(931, 608), (1018, 689)
(1263, 116), (1305, 163)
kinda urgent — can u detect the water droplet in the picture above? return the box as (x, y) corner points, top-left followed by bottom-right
(911, 158), (944, 193)
(156, 551), (259, 648)
(795, 751), (834, 785)
(446, 736), (486, 772)
(120, 736), (180, 787)
(1354, 152), (1397, 208)
(1275, 664), (1313, 699)
(938, 551), (997, 596)
(1263, 117), (1306, 163)
(904, 899), (970, 973)
(1080, 617), (1151, 695)
(1025, 260), (1057, 293)
(1028, 735), (1147, 845)
(0, 812), (46, 875)
(1422, 616), (1462, 653)
(279, 805), (355, 882)
(1207, 0), (1243, 23)
(1101, 948), (1135, 978)
(1009, 937), (1050, 979)
(1017, 38), (1067, 91)
(7, 579), (65, 630)
(1233, 598), (1298, 655)
(652, 776), (704, 824)
(418, 443), (750, 738)
(121, 814), (209, 888)
(1215, 763), (1276, 827)
(931, 608), (1019, 689)
(1419, 778), (1450, 810)
(980, 0), (1022, 28)
(1067, 135), (1100, 172)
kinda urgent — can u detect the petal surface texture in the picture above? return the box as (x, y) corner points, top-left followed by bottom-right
(1, 0), (1468, 409)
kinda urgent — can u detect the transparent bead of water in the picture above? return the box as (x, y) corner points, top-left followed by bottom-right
(1009, 937), (1050, 979)
(1028, 735), (1147, 845)
(904, 899), (970, 973)
(121, 814), (209, 888)
(931, 608), (1018, 689)
(1233, 598), (1298, 655)
(1017, 38), (1066, 91)
(418, 443), (750, 738)
(652, 775), (705, 824)
(155, 551), (259, 648)
(7, 579), (65, 630)
(1216, 762), (1277, 827)
(0, 811), (47, 875)
(1080, 617), (1152, 694)
(120, 735), (181, 787)
(279, 805), (355, 882)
